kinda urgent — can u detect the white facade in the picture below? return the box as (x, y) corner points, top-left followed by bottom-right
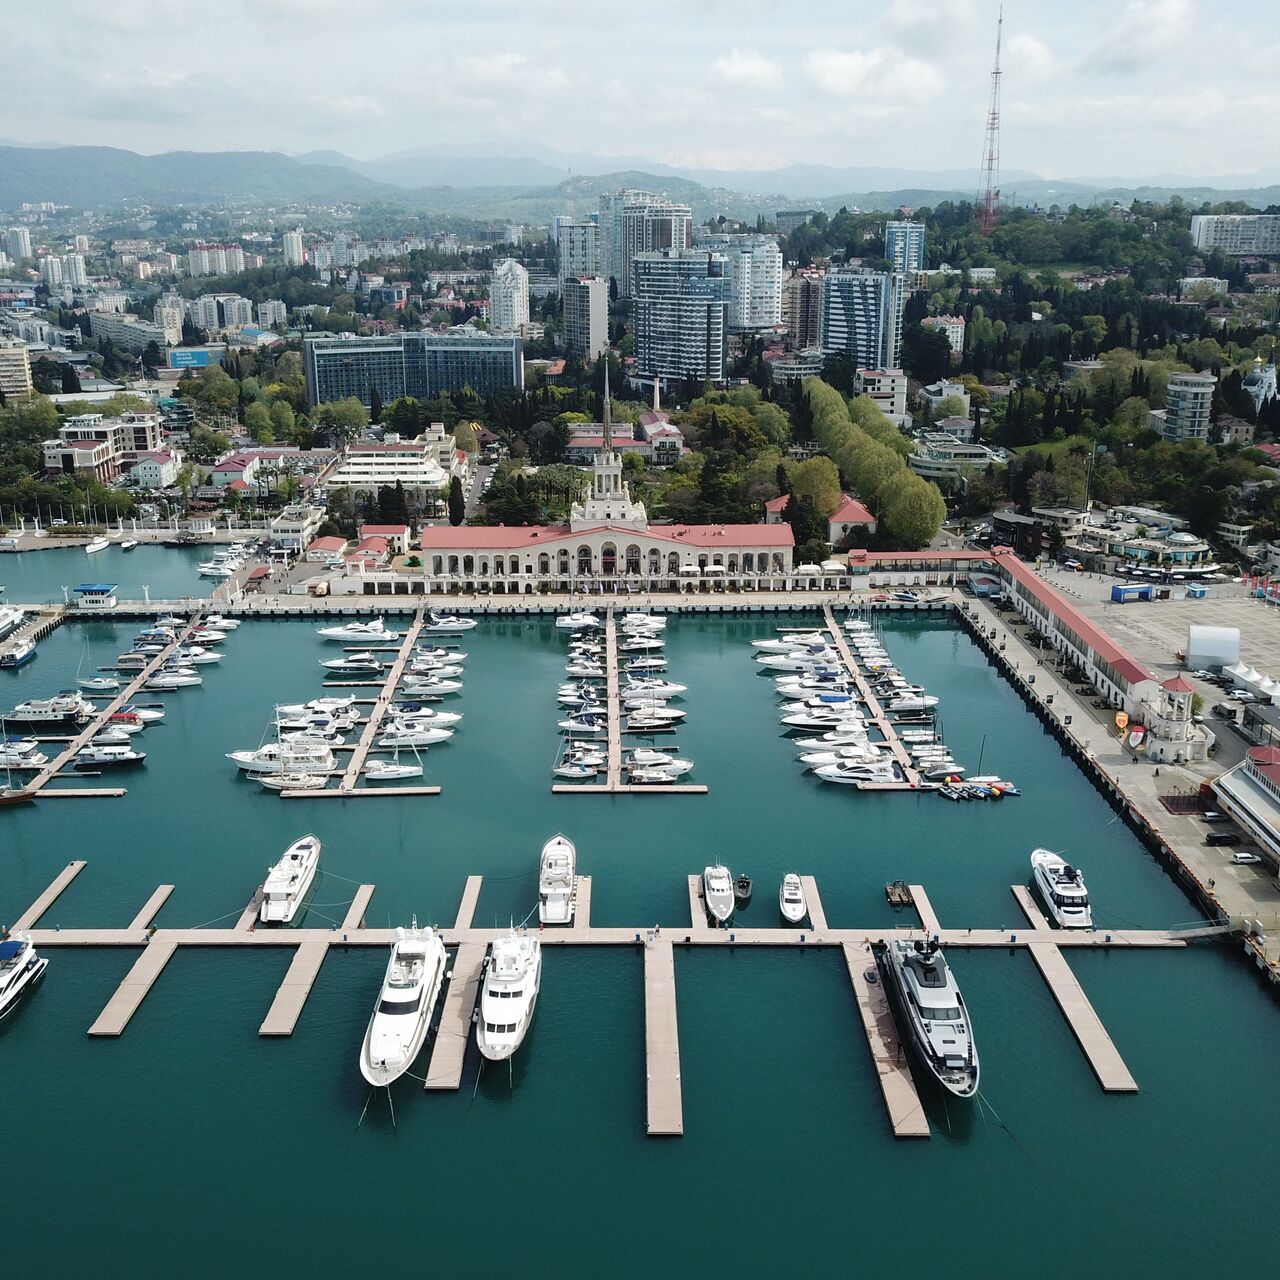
(60, 253), (88, 286)
(697, 234), (783, 331)
(153, 295), (185, 344)
(257, 299), (288, 328)
(87, 311), (170, 355)
(922, 314), (965, 357)
(0, 338), (33, 399)
(563, 276), (608, 361)
(884, 221), (925, 274)
(855, 369), (909, 420)
(918, 379), (971, 415)
(557, 221), (602, 287)
(1155, 371), (1216, 443)
(221, 296), (253, 328)
(326, 425), (460, 494)
(1190, 214), (1280, 256)
(6, 227), (32, 261)
(490, 258), (530, 332)
(269, 503), (325, 550)
(604, 192), (694, 296)
(282, 229), (304, 267)
(821, 268), (905, 370)
(128, 451), (182, 488)
(187, 243), (245, 276)
(1178, 276), (1228, 295)
(39, 255), (62, 287)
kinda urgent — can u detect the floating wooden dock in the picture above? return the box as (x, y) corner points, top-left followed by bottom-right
(842, 941), (930, 1138)
(644, 938), (683, 1135)
(1011, 885), (1051, 931)
(1027, 942), (1138, 1092)
(259, 941), (330, 1037)
(343, 884), (377, 931)
(821, 604), (921, 789)
(800, 874), (827, 932)
(453, 875), (482, 930)
(12, 859), (86, 929)
(424, 942), (486, 1090)
(907, 883), (941, 937)
(569, 874), (592, 932)
(686, 874), (713, 935)
(88, 939), (179, 1036)
(128, 885), (174, 931)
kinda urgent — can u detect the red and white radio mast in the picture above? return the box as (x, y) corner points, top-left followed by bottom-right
(976, 7), (1003, 237)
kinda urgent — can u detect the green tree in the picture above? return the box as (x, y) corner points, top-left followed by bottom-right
(788, 456), (842, 515)
(447, 475), (465, 526)
(313, 397), (369, 444)
(244, 401), (273, 443)
(453, 420), (479, 454)
(60, 363), (82, 394)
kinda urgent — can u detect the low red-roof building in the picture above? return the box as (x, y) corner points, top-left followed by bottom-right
(306, 535), (348, 563)
(360, 523), (411, 555)
(765, 492), (877, 543)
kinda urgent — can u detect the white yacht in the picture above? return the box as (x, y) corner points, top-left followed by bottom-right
(258, 772), (327, 792)
(258, 834), (322, 924)
(538, 835), (576, 924)
(780, 709), (867, 730)
(7, 691), (92, 726)
(553, 760), (598, 780)
(751, 632), (827, 651)
(84, 535), (110, 554)
(376, 726), (452, 749)
(144, 671), (202, 690)
(755, 649), (840, 671)
(627, 756), (694, 779)
(885, 694), (940, 711)
(384, 706), (461, 727)
(798, 744), (882, 767)
(813, 758), (901, 785)
(779, 873), (807, 924)
(1030, 850), (1093, 928)
(624, 678), (686, 698)
(363, 759), (424, 781)
(423, 611), (477, 632)
(617, 636), (664, 652)
(316, 618), (400, 642)
(75, 742), (146, 768)
(881, 938), (979, 1098)
(476, 930), (542, 1061)
(359, 923), (448, 1086)
(0, 739), (48, 769)
(625, 656), (667, 672)
(620, 612), (666, 629)
(702, 864), (735, 923)
(227, 742), (335, 775)
(400, 676), (463, 695)
(203, 613), (241, 630)
(0, 935), (47, 1020)
(792, 727), (871, 748)
(276, 696), (357, 717)
(556, 612), (601, 631)
(321, 653), (384, 675)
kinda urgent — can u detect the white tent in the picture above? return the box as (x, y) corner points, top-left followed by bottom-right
(1258, 676), (1280, 703)
(1224, 660), (1250, 679)
(1240, 666), (1265, 691)
(795, 563), (824, 574)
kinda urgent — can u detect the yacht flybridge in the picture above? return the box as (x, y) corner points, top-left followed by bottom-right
(0, 934), (47, 1020)
(538, 834), (576, 925)
(258, 834), (322, 924)
(1030, 849), (1092, 928)
(359, 922), (448, 1087)
(881, 938), (979, 1098)
(476, 930), (542, 1061)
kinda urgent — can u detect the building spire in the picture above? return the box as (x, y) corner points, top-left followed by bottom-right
(602, 357), (612, 454)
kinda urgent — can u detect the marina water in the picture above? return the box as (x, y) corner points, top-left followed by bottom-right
(2, 579), (1277, 1275)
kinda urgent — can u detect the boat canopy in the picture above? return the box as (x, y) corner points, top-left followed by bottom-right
(74, 583), (119, 593)
(0, 939), (25, 961)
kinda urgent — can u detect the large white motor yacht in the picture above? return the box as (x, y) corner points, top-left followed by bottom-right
(751, 632), (827, 652)
(258, 834), (322, 924)
(881, 938), (979, 1098)
(556, 612), (601, 631)
(377, 726), (452, 749)
(316, 618), (400, 642)
(1030, 849), (1093, 928)
(359, 922), (448, 1086)
(813, 758), (901, 785)
(6, 691), (92, 726)
(476, 930), (542, 1061)
(538, 834), (576, 925)
(702, 864), (735, 923)
(227, 742), (335, 775)
(422, 612), (477, 632)
(779, 873), (807, 924)
(0, 934), (47, 1020)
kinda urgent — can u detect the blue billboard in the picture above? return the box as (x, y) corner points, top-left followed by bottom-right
(169, 349), (211, 369)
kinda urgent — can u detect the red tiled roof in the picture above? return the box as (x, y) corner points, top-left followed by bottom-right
(1162, 676), (1196, 693)
(308, 536), (347, 551)
(226, 479), (250, 491)
(419, 522), (795, 550)
(360, 524), (410, 535)
(831, 494), (875, 524)
(354, 536), (389, 554)
(1248, 746), (1280, 764)
(764, 495), (788, 513)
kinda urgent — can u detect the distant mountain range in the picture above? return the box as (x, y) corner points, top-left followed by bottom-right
(2, 144), (1278, 223)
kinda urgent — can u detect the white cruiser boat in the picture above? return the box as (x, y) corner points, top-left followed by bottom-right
(275, 710), (359, 734)
(423, 611), (477, 632)
(0, 935), (47, 1020)
(408, 659), (463, 678)
(145, 671), (202, 690)
(625, 712), (679, 732)
(7, 691), (92, 726)
(625, 656), (667, 672)
(793, 728), (871, 748)
(886, 694), (940, 711)
(377, 726), (452, 749)
(258, 834), (322, 924)
(798, 744), (882, 767)
(755, 649), (840, 671)
(280, 729), (344, 747)
(186, 627), (227, 644)
(813, 758), (901, 785)
(384, 706), (461, 727)
(628, 758), (694, 779)
(258, 772), (327, 792)
(414, 644), (465, 661)
(779, 873), (807, 924)
(881, 938), (979, 1098)
(198, 557), (240, 577)
(76, 742), (146, 768)
(618, 636), (664, 652)
(400, 676), (463, 695)
(565, 663), (606, 679)
(554, 760), (598, 780)
(321, 653), (383, 675)
(702, 864), (735, 923)
(752, 632), (826, 652)
(539, 834), (576, 924)
(556, 612), (601, 631)
(781, 710), (868, 731)
(77, 676), (120, 693)
(276, 696), (357, 717)
(228, 743), (335, 775)
(625, 678), (686, 698)
(477, 930), (542, 1061)
(1031, 850), (1092, 928)
(84, 535), (110, 554)
(620, 612), (665, 630)
(173, 646), (221, 665)
(316, 618), (400, 642)
(623, 704), (685, 722)
(203, 613), (241, 630)
(627, 748), (683, 768)
(0, 739), (48, 769)
(363, 759), (424, 781)
(359, 922), (448, 1086)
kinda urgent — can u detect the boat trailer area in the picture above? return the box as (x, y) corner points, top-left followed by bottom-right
(10, 862), (1216, 1139)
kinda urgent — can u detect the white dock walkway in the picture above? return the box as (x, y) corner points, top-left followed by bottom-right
(644, 938), (683, 1135)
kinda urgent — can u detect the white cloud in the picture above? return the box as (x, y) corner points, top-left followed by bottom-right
(1007, 33), (1053, 76)
(713, 49), (783, 89)
(805, 48), (943, 101)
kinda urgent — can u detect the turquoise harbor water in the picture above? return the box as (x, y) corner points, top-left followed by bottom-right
(1, 542), (211, 604)
(2, 574), (1278, 1277)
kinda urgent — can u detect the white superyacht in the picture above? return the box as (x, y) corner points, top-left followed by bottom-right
(538, 834), (576, 925)
(359, 922), (448, 1086)
(258, 834), (322, 925)
(476, 930), (542, 1061)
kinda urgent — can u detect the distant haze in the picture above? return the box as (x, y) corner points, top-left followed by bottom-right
(7, 0), (1277, 180)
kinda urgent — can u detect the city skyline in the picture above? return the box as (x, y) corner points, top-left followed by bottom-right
(6, 0), (1278, 182)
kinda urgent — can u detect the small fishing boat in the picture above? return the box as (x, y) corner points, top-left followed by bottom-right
(779, 873), (807, 924)
(258, 834), (322, 924)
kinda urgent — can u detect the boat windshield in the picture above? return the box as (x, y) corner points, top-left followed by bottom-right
(920, 1004), (962, 1022)
(377, 990), (423, 1014)
(1055, 893), (1089, 908)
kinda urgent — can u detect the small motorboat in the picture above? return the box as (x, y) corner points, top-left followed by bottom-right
(752, 632), (826, 651)
(422, 611), (477, 632)
(559, 716), (605, 735)
(813, 759), (902, 785)
(555, 612), (601, 631)
(144, 671), (202, 690)
(400, 676), (463, 695)
(363, 758), (424, 781)
(620, 612), (666, 630)
(276, 696), (356, 717)
(203, 613), (240, 630)
(629, 767), (681, 785)
(258, 773), (327, 792)
(377, 726), (452, 749)
(84, 536), (110, 554)
(316, 618), (400, 642)
(120, 539), (139, 551)
(734, 873), (753, 905)
(625, 756), (693, 778)
(0, 934), (48, 1020)
(554, 760), (599, 780)
(321, 656), (384, 676)
(0, 639), (36, 668)
(702, 864), (735, 923)
(414, 646), (466, 662)
(779, 873), (807, 924)
(384, 706), (461, 727)
(0, 739), (48, 769)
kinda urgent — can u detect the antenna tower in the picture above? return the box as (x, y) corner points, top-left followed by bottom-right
(977, 7), (1003, 237)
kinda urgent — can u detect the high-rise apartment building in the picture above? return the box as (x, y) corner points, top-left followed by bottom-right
(821, 268), (906, 370)
(619, 199), (693, 297)
(6, 227), (32, 261)
(563, 276), (608, 362)
(87, 312), (171, 354)
(1189, 214), (1280, 256)
(282, 228), (304, 267)
(490, 258), (530, 331)
(60, 253), (88, 287)
(632, 250), (730, 384)
(153, 295), (185, 345)
(39, 255), (62, 287)
(258, 299), (288, 328)
(0, 337), (34, 400)
(221, 296), (253, 328)
(557, 220), (602, 287)
(782, 270), (824, 348)
(776, 210), (817, 235)
(304, 329), (524, 407)
(696, 234), (783, 330)
(187, 243), (246, 276)
(884, 221), (926, 274)
(1152, 371), (1216, 442)
(601, 190), (650, 288)
(74, 234), (90, 253)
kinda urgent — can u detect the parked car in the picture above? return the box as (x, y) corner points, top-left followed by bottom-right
(1205, 831), (1242, 847)
(1231, 851), (1262, 865)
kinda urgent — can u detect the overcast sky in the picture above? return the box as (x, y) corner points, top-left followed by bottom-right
(8, 0), (1277, 179)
